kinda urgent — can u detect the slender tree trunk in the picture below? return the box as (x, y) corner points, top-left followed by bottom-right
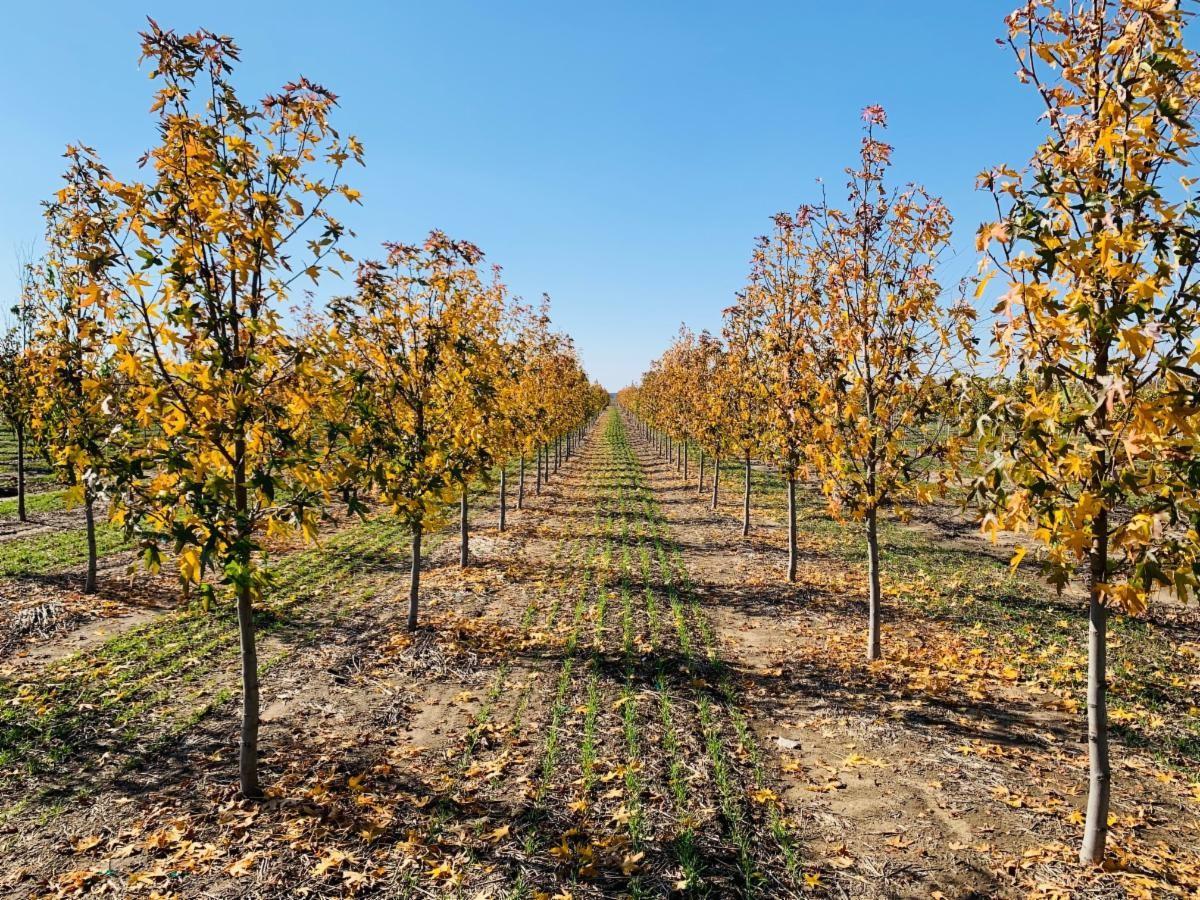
(407, 525), (423, 632)
(499, 466), (507, 532)
(536, 445), (543, 495)
(460, 485), (470, 567)
(1079, 509), (1111, 864)
(786, 472), (797, 583)
(866, 504), (882, 660)
(742, 451), (751, 537)
(235, 573), (261, 798)
(83, 495), (97, 594)
(711, 454), (719, 510)
(698, 451), (705, 495)
(517, 454), (525, 510)
(683, 443), (689, 482)
(232, 434), (261, 799)
(16, 422), (26, 522)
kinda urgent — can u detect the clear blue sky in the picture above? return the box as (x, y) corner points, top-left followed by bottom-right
(1, 1), (1043, 388)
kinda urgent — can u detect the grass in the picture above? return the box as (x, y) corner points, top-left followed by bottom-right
(461, 596), (539, 765)
(535, 542), (591, 800)
(4, 411), (815, 895)
(631, 415), (806, 893)
(0, 490), (511, 827)
(0, 516), (406, 775)
(0, 488), (66, 518)
(0, 520), (127, 577)
(695, 439), (1200, 771)
(529, 412), (768, 891)
(0, 426), (55, 495)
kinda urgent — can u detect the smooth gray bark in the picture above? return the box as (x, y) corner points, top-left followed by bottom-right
(1079, 510), (1111, 864)
(407, 526), (422, 632)
(517, 454), (525, 510)
(83, 495), (97, 594)
(711, 454), (719, 510)
(786, 473), (797, 583)
(460, 487), (470, 567)
(742, 451), (751, 536)
(16, 422), (26, 522)
(236, 577), (261, 798)
(499, 467), (507, 532)
(866, 505), (882, 660)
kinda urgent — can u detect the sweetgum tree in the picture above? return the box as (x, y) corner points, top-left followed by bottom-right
(55, 22), (362, 797)
(975, 0), (1200, 863)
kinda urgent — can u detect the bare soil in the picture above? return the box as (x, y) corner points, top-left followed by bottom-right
(0, 413), (1196, 899)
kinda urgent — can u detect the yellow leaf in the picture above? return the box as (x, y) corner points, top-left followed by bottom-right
(71, 835), (103, 853)
(227, 853), (257, 877)
(179, 546), (201, 584)
(1009, 546), (1027, 571)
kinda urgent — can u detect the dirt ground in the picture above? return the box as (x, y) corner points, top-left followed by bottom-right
(0, 409), (1196, 898)
(639, 424), (1200, 899)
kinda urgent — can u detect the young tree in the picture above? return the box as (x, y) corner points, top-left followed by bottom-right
(738, 213), (823, 582)
(492, 319), (526, 533)
(454, 266), (507, 567)
(692, 332), (730, 511)
(802, 107), (972, 661)
(721, 300), (768, 535)
(536, 338), (594, 483)
(655, 327), (702, 485)
(975, 0), (1200, 864)
(56, 23), (362, 797)
(523, 314), (579, 497)
(509, 301), (556, 511)
(28, 171), (133, 593)
(331, 233), (503, 632)
(0, 282), (35, 522)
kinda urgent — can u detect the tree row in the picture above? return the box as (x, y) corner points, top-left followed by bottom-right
(620, 0), (1200, 866)
(0, 22), (608, 798)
